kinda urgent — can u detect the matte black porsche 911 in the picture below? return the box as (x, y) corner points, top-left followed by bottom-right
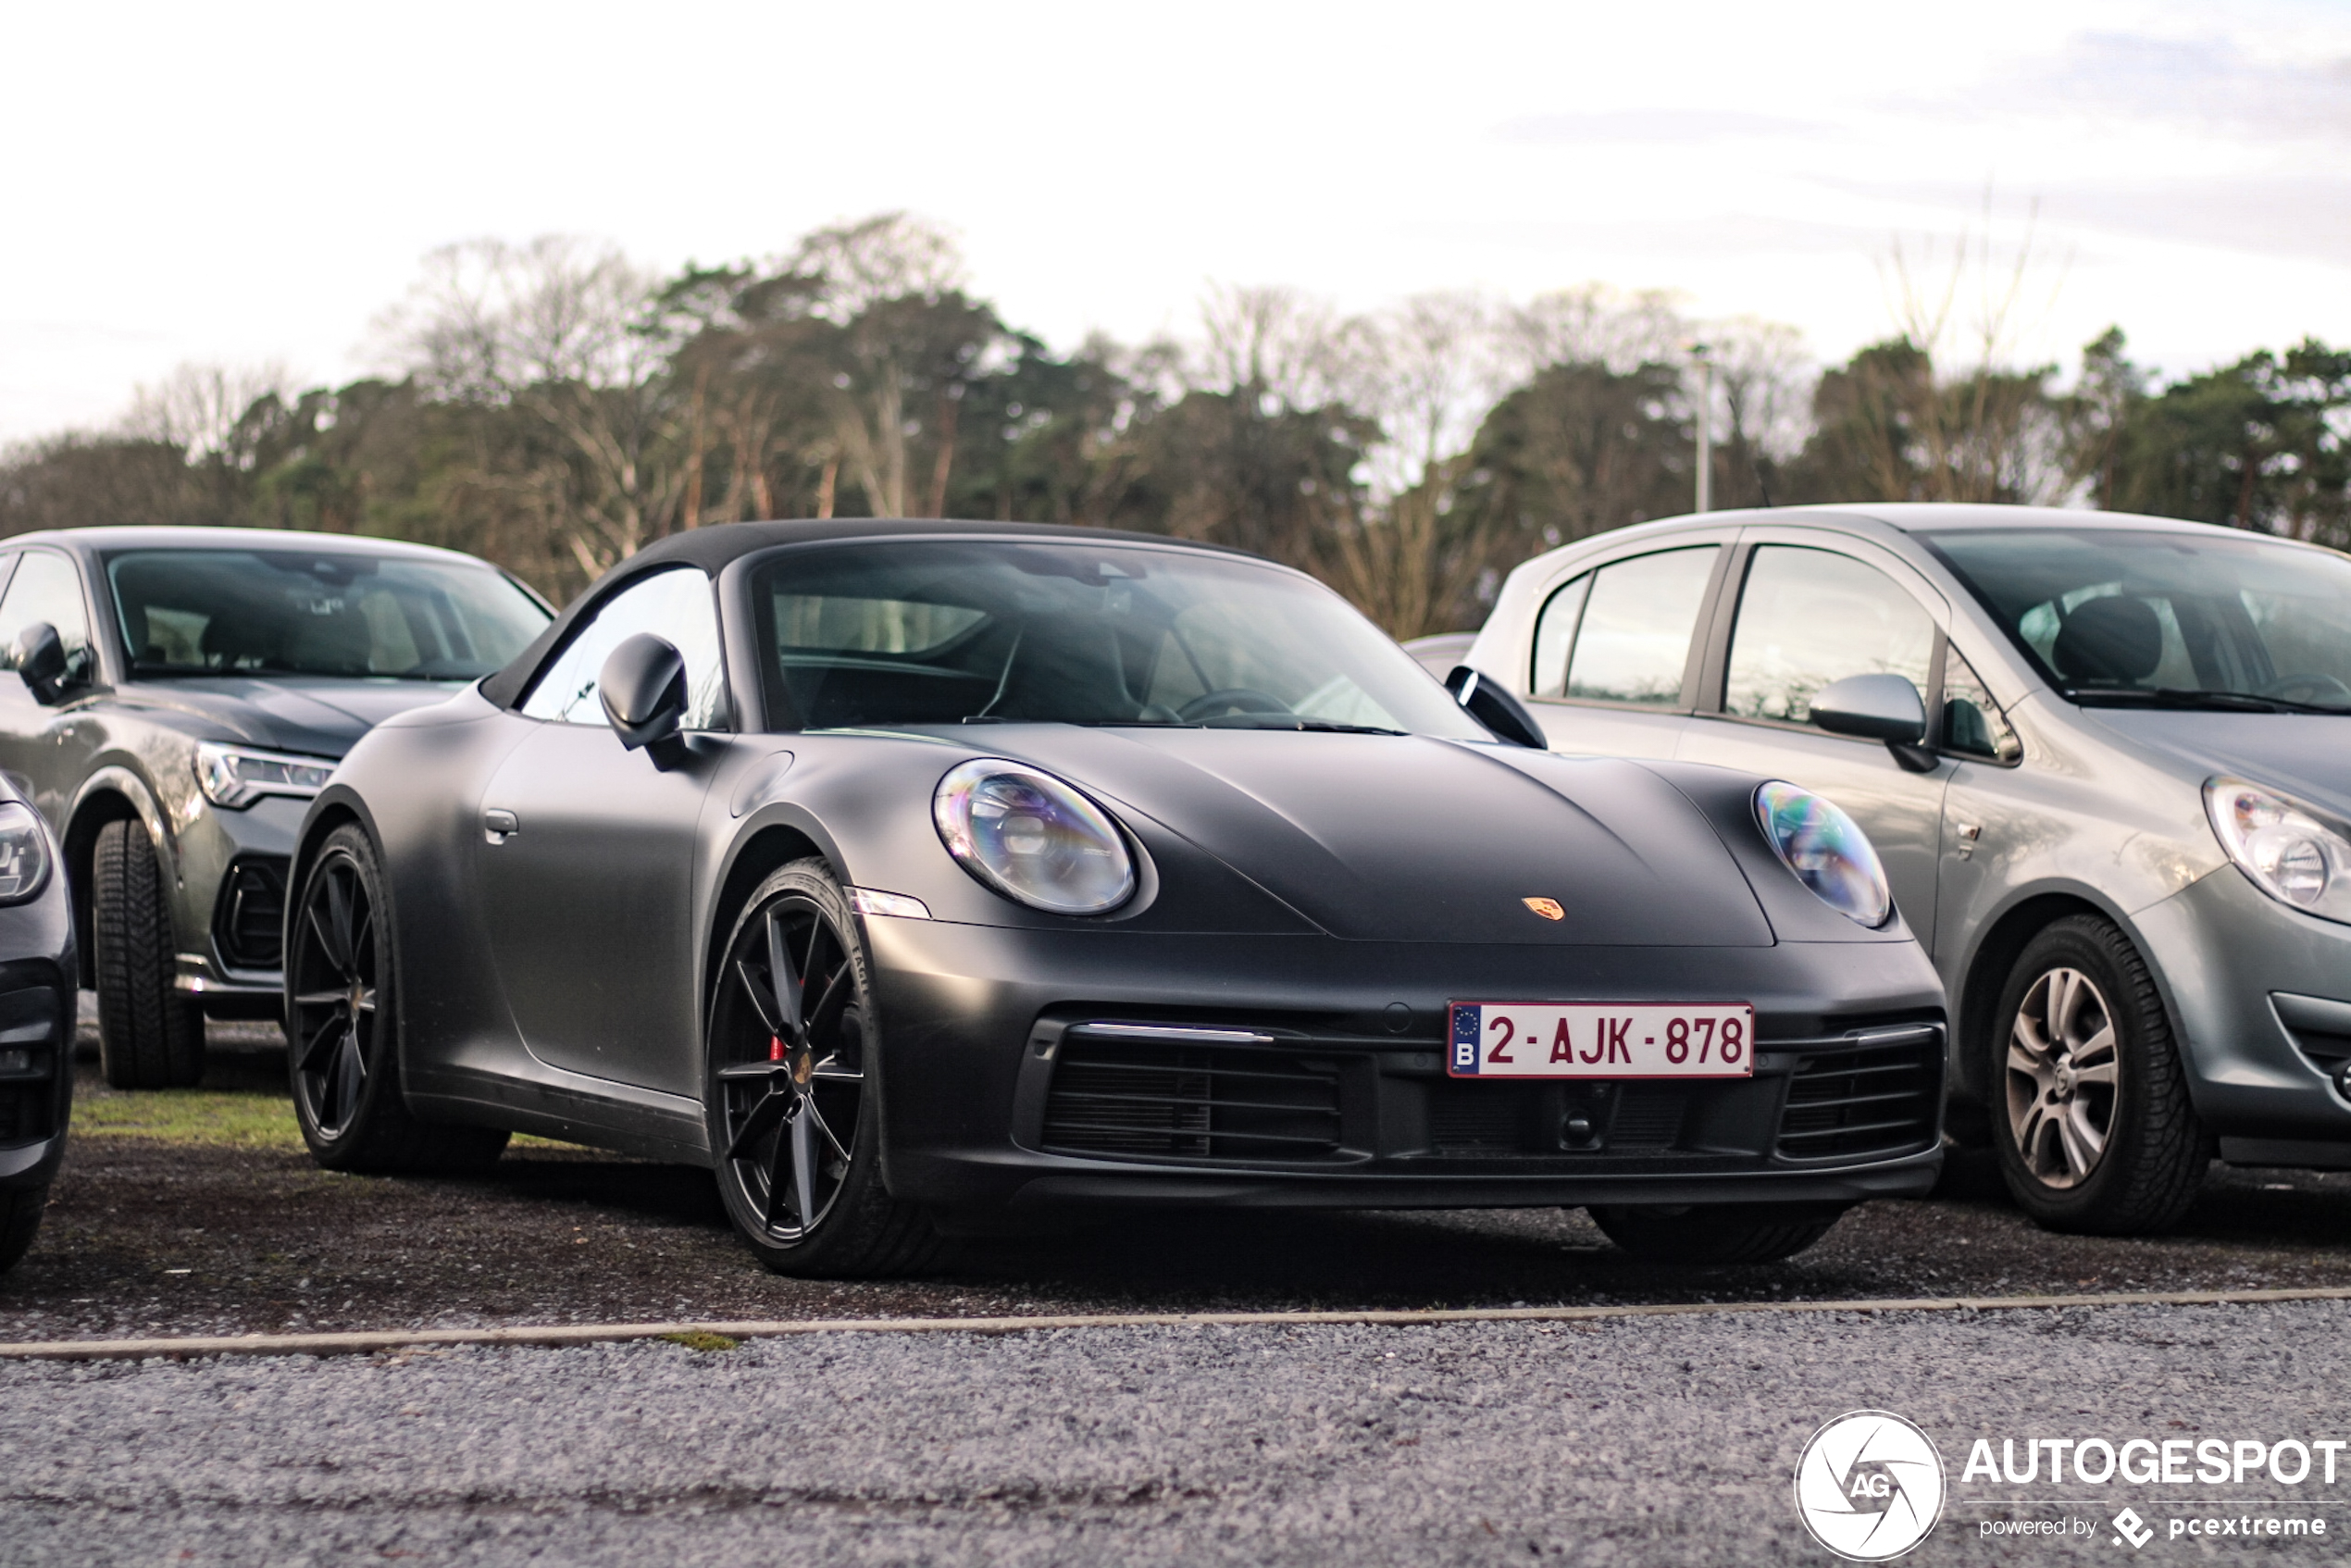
(289, 519), (1947, 1275)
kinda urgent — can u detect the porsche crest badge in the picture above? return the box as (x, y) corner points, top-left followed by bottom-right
(1522, 897), (1565, 922)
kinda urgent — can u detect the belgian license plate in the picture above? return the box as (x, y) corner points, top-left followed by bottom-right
(1446, 1002), (1756, 1079)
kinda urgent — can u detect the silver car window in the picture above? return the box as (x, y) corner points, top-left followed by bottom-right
(1725, 546), (1934, 724)
(520, 567), (727, 728)
(1941, 648), (2021, 763)
(1561, 547), (1718, 706)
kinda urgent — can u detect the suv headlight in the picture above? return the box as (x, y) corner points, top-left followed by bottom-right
(2207, 778), (2351, 924)
(934, 759), (1137, 915)
(194, 742), (336, 810)
(1755, 780), (1893, 928)
(0, 802), (52, 905)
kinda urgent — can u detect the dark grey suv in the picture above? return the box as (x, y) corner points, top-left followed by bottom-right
(0, 528), (550, 1087)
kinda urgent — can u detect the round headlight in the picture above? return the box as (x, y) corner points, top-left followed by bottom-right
(2207, 778), (2351, 923)
(934, 759), (1137, 915)
(1754, 780), (1892, 928)
(0, 801), (53, 905)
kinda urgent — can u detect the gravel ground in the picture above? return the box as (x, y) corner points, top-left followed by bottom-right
(4, 1300), (2348, 1565)
(9, 1031), (2351, 1342)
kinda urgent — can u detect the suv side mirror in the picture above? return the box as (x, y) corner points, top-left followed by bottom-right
(1811, 673), (1937, 772)
(1445, 666), (1547, 749)
(599, 633), (689, 765)
(15, 623), (68, 704)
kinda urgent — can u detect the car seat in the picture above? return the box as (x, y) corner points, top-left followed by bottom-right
(2052, 596), (2163, 685)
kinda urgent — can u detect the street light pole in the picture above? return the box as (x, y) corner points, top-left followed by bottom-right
(1691, 342), (1714, 514)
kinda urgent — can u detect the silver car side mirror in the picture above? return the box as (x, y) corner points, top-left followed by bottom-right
(1811, 673), (1936, 773)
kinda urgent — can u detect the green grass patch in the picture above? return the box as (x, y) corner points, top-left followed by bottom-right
(660, 1330), (740, 1353)
(73, 1086), (305, 1150)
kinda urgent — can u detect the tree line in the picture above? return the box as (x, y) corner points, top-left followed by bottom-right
(3, 213), (2345, 633)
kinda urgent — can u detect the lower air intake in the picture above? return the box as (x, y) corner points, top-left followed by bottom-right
(1775, 1027), (1941, 1161)
(1041, 1032), (1343, 1163)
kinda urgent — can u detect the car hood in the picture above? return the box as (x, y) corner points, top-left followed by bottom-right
(127, 676), (471, 757)
(2092, 709), (2351, 821)
(978, 728), (1775, 945)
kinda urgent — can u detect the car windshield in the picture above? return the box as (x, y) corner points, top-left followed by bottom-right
(750, 540), (1486, 738)
(107, 549), (551, 681)
(1922, 528), (2351, 713)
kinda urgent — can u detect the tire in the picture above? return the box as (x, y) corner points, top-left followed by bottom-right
(285, 824), (508, 1175)
(92, 818), (205, 1089)
(0, 1184), (45, 1275)
(1990, 915), (2208, 1235)
(1588, 1202), (1847, 1265)
(706, 859), (947, 1277)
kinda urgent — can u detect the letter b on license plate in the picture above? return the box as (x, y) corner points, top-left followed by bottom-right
(1446, 1002), (1756, 1078)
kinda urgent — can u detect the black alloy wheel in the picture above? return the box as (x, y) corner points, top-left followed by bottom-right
(707, 859), (942, 1276)
(0, 1183), (47, 1275)
(1587, 1202), (1848, 1265)
(285, 824), (506, 1174)
(1989, 915), (2208, 1235)
(91, 817), (205, 1089)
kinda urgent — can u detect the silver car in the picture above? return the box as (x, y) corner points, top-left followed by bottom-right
(1462, 502), (2351, 1235)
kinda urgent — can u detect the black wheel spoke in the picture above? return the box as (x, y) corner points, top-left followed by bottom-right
(802, 1093), (852, 1165)
(292, 989), (346, 1010)
(299, 1014), (345, 1074)
(734, 959), (783, 1038)
(787, 1106), (819, 1228)
(762, 1126), (793, 1228)
(332, 1029), (365, 1126)
(766, 909), (803, 1042)
(324, 871), (356, 974)
(802, 964), (852, 1048)
(717, 1062), (789, 1084)
(726, 1087), (793, 1159)
(307, 902), (348, 977)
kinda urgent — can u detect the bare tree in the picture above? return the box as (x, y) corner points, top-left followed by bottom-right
(122, 361), (295, 466)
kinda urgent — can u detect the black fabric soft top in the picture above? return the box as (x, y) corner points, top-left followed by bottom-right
(477, 516), (1250, 710)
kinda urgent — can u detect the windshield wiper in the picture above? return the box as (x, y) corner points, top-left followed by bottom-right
(2064, 686), (2348, 716)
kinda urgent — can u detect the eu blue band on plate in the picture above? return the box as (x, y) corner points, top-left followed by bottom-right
(1451, 1004), (1483, 1075)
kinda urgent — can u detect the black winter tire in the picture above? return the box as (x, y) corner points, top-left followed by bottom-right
(286, 824), (508, 1175)
(0, 1184), (45, 1275)
(92, 817), (205, 1089)
(1588, 1202), (1847, 1265)
(707, 859), (947, 1278)
(1991, 915), (2209, 1236)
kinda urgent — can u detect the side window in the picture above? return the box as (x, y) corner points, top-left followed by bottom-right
(1561, 547), (1719, 706)
(1529, 574), (1590, 699)
(519, 567), (727, 728)
(1941, 648), (2021, 763)
(1724, 547), (1934, 724)
(0, 552), (92, 676)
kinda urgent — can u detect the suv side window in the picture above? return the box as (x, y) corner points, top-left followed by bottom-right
(1556, 546), (1719, 706)
(519, 567), (728, 728)
(0, 552), (93, 678)
(1941, 647), (2021, 762)
(1724, 546), (1933, 724)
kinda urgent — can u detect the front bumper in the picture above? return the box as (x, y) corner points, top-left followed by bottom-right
(2137, 865), (2351, 1158)
(0, 959), (75, 1188)
(862, 919), (1947, 1213)
(170, 796), (305, 1015)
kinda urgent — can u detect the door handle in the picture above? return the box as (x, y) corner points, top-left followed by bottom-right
(482, 808), (519, 845)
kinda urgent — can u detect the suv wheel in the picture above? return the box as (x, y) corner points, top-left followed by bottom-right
(1991, 915), (2208, 1234)
(92, 818), (205, 1089)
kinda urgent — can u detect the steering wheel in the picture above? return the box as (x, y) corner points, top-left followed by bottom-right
(2258, 672), (2351, 704)
(1176, 688), (1293, 722)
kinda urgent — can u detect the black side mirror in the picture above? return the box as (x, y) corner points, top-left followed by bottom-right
(1445, 666), (1547, 749)
(1811, 673), (1937, 773)
(15, 623), (68, 704)
(599, 633), (689, 765)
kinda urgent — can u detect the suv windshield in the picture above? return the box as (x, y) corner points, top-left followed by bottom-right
(1922, 528), (2351, 713)
(108, 549), (551, 681)
(752, 540), (1485, 738)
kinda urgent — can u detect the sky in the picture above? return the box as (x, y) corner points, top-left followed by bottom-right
(2, 0), (2346, 444)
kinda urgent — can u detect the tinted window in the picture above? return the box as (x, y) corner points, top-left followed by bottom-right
(107, 550), (547, 681)
(752, 541), (1486, 738)
(0, 553), (92, 675)
(1529, 574), (1589, 699)
(1942, 647), (2021, 763)
(1725, 547), (1934, 724)
(1562, 547), (1718, 706)
(523, 567), (727, 728)
(1924, 528), (2351, 710)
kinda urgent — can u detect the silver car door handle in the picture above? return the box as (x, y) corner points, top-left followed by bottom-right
(482, 808), (519, 845)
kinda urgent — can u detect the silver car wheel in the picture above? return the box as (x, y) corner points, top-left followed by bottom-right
(2005, 965), (2121, 1189)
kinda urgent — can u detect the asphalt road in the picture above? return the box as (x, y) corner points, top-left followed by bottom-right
(6, 1300), (2349, 1565)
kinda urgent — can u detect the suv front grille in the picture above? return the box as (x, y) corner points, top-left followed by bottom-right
(1774, 1026), (1942, 1162)
(1040, 1028), (1345, 1163)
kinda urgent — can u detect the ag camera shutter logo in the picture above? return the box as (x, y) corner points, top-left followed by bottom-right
(1794, 1410), (1946, 1561)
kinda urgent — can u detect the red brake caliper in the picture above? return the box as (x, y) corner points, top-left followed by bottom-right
(768, 1035), (785, 1063)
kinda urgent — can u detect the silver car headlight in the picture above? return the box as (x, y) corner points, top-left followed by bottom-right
(194, 742), (335, 809)
(1754, 780), (1893, 928)
(933, 759), (1136, 915)
(2207, 778), (2351, 924)
(0, 802), (52, 905)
